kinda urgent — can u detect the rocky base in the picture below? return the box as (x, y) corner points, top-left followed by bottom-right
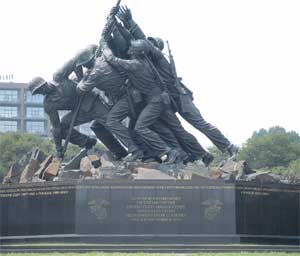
(2, 148), (294, 185)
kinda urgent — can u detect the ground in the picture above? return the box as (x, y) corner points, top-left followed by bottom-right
(1, 252), (300, 256)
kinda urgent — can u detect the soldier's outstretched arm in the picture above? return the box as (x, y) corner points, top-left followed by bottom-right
(146, 40), (164, 60)
(115, 21), (133, 48)
(53, 58), (78, 83)
(112, 23), (130, 54)
(117, 5), (146, 40)
(95, 5), (119, 57)
(102, 46), (142, 72)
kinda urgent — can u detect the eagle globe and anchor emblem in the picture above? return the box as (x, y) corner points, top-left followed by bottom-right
(201, 199), (223, 221)
(88, 199), (110, 221)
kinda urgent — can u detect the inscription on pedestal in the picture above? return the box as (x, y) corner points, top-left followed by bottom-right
(126, 196), (186, 222)
(1, 180), (298, 243)
(0, 185), (75, 198)
(75, 182), (236, 235)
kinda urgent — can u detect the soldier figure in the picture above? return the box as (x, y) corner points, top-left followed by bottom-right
(117, 6), (239, 160)
(101, 36), (211, 165)
(29, 4), (238, 167)
(28, 72), (127, 159)
(75, 48), (144, 161)
(52, 44), (128, 160)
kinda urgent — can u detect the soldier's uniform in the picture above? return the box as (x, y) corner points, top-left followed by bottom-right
(120, 15), (235, 155)
(29, 76), (126, 159)
(70, 20), (189, 161)
(102, 42), (208, 161)
(77, 54), (142, 156)
(146, 41), (233, 153)
(50, 46), (127, 159)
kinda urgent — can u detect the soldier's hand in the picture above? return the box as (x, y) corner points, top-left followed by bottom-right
(123, 6), (132, 20)
(102, 47), (113, 62)
(76, 82), (87, 96)
(109, 6), (120, 17)
(117, 5), (132, 23)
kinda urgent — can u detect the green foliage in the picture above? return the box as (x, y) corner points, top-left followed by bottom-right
(208, 146), (228, 166)
(238, 126), (300, 169)
(0, 133), (55, 180)
(271, 158), (300, 183)
(62, 143), (105, 162)
(63, 144), (81, 162)
(0, 132), (106, 181)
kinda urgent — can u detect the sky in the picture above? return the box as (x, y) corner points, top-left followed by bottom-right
(0, 0), (299, 148)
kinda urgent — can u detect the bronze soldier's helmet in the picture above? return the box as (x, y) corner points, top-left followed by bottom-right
(128, 40), (149, 55)
(147, 37), (164, 51)
(28, 77), (47, 95)
(76, 44), (98, 67)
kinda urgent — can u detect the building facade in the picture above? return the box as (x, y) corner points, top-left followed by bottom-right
(0, 82), (93, 136)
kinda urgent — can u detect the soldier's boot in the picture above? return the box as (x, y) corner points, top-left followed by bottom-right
(177, 150), (189, 164)
(124, 150), (144, 162)
(202, 152), (214, 167)
(85, 137), (97, 150)
(227, 144), (239, 159)
(163, 149), (180, 165)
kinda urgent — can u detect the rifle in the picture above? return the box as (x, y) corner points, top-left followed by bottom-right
(166, 41), (187, 95)
(144, 55), (167, 91)
(62, 96), (84, 158)
(95, 0), (122, 57)
(144, 55), (174, 106)
(125, 80), (137, 120)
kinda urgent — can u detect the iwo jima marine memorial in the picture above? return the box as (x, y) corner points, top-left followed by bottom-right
(0, 1), (299, 248)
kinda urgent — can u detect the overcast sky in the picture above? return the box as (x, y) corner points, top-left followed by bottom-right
(0, 0), (299, 147)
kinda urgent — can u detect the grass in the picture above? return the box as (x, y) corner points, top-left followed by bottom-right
(1, 253), (300, 256)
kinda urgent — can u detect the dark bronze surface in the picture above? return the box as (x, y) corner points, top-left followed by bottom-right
(0, 180), (299, 244)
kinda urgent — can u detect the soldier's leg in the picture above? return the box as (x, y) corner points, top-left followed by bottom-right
(177, 97), (232, 152)
(127, 118), (154, 159)
(160, 108), (213, 165)
(60, 112), (95, 148)
(85, 100), (128, 159)
(151, 120), (182, 151)
(134, 101), (172, 157)
(151, 120), (188, 162)
(106, 96), (140, 154)
(90, 121), (128, 159)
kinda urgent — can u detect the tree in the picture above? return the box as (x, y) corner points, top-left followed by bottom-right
(238, 126), (300, 169)
(208, 146), (228, 166)
(0, 132), (89, 181)
(0, 133), (54, 180)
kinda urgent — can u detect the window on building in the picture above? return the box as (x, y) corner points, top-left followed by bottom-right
(26, 91), (44, 103)
(26, 121), (45, 135)
(0, 106), (18, 118)
(0, 120), (18, 132)
(0, 90), (19, 102)
(26, 107), (45, 119)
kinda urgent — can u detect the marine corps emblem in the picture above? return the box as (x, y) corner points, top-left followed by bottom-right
(201, 199), (223, 221)
(88, 199), (110, 221)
